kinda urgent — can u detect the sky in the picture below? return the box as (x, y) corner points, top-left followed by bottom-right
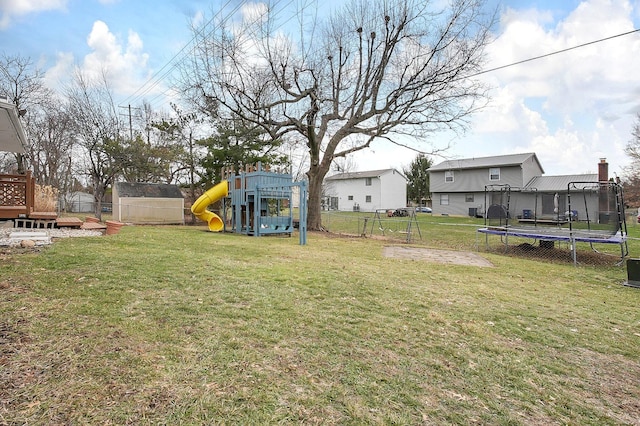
(1, 0), (640, 178)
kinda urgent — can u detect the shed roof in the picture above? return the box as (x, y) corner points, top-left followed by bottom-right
(326, 168), (406, 181)
(0, 99), (27, 154)
(428, 152), (543, 173)
(525, 174), (598, 192)
(115, 182), (184, 198)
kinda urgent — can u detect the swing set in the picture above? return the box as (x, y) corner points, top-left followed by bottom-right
(369, 208), (422, 243)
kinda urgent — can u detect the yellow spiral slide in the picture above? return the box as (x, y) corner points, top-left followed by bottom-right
(191, 181), (229, 231)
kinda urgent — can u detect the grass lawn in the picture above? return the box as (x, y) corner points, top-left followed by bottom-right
(1, 216), (640, 424)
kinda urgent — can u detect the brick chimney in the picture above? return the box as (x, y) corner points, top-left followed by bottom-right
(598, 158), (608, 182)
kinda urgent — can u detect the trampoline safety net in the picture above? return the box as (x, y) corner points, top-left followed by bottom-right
(477, 181), (628, 265)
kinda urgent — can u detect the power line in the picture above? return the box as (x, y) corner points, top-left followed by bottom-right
(120, 0), (242, 107)
(471, 28), (640, 79)
(124, 4), (640, 112)
(124, 0), (299, 111)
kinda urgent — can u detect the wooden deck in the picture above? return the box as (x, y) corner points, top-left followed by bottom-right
(56, 217), (83, 228)
(80, 221), (107, 230)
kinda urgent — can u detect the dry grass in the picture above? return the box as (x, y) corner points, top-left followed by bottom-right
(1, 221), (639, 424)
(33, 184), (58, 212)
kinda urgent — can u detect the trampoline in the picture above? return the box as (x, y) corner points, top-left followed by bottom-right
(477, 181), (628, 264)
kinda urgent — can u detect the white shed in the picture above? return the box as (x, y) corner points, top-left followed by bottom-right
(63, 191), (95, 213)
(324, 169), (407, 212)
(113, 182), (184, 224)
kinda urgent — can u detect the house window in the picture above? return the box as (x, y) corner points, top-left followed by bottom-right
(348, 195), (353, 201)
(365, 195), (372, 203)
(445, 171), (454, 183)
(365, 177), (372, 186)
(440, 194), (449, 205)
(489, 168), (500, 181)
(465, 194), (474, 203)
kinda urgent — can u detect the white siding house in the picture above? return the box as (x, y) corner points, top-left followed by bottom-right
(324, 169), (407, 212)
(0, 98), (27, 154)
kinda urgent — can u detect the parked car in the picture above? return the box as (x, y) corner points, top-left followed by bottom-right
(415, 206), (432, 213)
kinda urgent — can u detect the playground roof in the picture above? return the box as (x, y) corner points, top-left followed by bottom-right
(0, 99), (27, 154)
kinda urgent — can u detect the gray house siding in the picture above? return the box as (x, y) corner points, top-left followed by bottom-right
(521, 155), (544, 186)
(429, 153), (547, 216)
(493, 190), (598, 221)
(430, 166), (532, 216)
(435, 191), (485, 216)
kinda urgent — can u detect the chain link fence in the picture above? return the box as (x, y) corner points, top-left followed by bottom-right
(320, 210), (633, 266)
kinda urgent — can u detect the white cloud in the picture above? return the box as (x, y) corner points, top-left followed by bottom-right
(461, 0), (640, 175)
(80, 20), (150, 95)
(43, 51), (74, 89)
(0, 0), (67, 29)
(44, 20), (153, 98)
(241, 2), (269, 24)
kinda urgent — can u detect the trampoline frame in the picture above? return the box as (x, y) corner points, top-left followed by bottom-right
(477, 181), (628, 265)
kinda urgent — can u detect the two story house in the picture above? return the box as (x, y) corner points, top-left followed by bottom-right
(324, 169), (407, 212)
(428, 153), (545, 216)
(428, 153), (606, 218)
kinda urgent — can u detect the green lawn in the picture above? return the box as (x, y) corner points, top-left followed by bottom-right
(1, 217), (639, 424)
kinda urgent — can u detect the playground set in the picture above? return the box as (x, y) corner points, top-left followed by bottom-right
(477, 180), (628, 264)
(191, 163), (308, 245)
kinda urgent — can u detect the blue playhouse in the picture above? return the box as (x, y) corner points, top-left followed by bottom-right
(192, 163), (307, 245)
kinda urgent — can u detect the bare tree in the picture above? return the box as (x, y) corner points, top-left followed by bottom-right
(623, 114), (640, 207)
(180, 0), (494, 229)
(625, 114), (640, 163)
(0, 54), (51, 174)
(24, 98), (75, 190)
(66, 69), (124, 219)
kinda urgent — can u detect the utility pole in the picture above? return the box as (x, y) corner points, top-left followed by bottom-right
(128, 104), (133, 141)
(118, 104), (139, 140)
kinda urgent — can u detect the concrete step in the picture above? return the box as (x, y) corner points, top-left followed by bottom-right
(9, 231), (51, 245)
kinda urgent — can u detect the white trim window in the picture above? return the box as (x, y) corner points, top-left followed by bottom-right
(445, 170), (454, 183)
(489, 168), (500, 181)
(440, 194), (449, 205)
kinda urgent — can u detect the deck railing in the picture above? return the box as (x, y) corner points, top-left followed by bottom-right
(0, 171), (34, 218)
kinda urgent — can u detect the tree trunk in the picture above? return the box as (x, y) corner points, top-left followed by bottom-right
(93, 185), (104, 221)
(306, 162), (330, 231)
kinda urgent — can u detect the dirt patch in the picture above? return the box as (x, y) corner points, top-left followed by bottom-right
(383, 246), (494, 267)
